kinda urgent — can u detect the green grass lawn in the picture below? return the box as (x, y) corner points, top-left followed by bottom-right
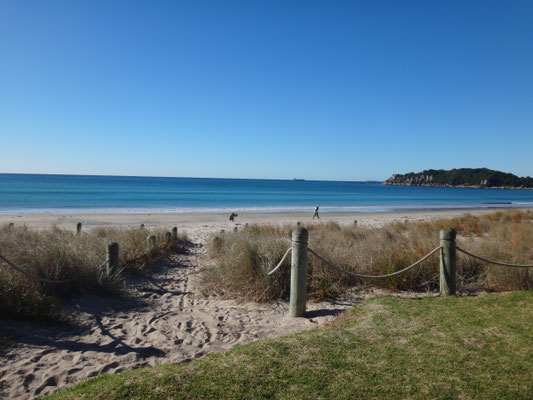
(47, 291), (533, 400)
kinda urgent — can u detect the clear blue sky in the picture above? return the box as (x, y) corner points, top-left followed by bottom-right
(1, 0), (532, 181)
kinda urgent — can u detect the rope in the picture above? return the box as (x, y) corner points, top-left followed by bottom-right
(307, 246), (442, 280)
(267, 247), (292, 275)
(0, 253), (72, 284)
(456, 247), (533, 268)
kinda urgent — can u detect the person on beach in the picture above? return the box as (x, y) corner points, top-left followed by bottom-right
(313, 205), (320, 219)
(229, 213), (238, 222)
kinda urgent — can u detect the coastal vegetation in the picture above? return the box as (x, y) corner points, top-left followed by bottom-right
(47, 291), (533, 399)
(0, 225), (188, 321)
(383, 168), (533, 188)
(202, 210), (533, 302)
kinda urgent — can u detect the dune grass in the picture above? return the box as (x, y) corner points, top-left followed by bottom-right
(0, 224), (189, 321)
(46, 291), (533, 400)
(202, 210), (533, 302)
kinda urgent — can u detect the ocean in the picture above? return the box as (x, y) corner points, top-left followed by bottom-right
(1, 173), (532, 214)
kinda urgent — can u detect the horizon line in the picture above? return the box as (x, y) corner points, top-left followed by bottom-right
(0, 171), (384, 183)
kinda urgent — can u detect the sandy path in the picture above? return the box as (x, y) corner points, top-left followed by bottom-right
(0, 242), (354, 399)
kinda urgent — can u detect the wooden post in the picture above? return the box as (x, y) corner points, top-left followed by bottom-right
(147, 235), (158, 256)
(353, 220), (358, 227)
(76, 222), (82, 234)
(166, 232), (172, 243)
(290, 227), (308, 317)
(172, 227), (178, 242)
(140, 224), (145, 230)
(106, 242), (119, 276)
(440, 227), (457, 295)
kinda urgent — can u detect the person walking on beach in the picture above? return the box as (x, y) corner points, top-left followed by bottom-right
(313, 205), (320, 219)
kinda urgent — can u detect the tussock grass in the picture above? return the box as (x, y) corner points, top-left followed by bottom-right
(0, 225), (189, 321)
(203, 225), (292, 301)
(46, 291), (533, 400)
(203, 210), (533, 302)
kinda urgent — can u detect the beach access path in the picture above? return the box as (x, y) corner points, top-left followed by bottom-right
(0, 236), (353, 399)
(0, 208), (522, 399)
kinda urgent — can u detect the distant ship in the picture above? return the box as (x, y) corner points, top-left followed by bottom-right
(293, 178), (305, 181)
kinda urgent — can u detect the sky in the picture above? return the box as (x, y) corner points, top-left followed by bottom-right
(1, 0), (532, 181)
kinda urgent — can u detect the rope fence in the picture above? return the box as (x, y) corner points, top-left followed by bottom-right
(267, 226), (532, 317)
(267, 247), (292, 275)
(0, 224), (182, 285)
(0, 253), (73, 284)
(0, 253), (116, 285)
(307, 246), (442, 280)
(3, 222), (531, 315)
(457, 247), (533, 268)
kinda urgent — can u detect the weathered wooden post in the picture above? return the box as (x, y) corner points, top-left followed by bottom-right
(172, 227), (178, 243)
(166, 232), (172, 243)
(106, 242), (119, 276)
(76, 222), (82, 234)
(290, 227), (309, 317)
(147, 235), (158, 256)
(440, 227), (457, 295)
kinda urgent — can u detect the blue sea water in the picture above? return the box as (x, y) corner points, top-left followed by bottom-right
(1, 173), (533, 214)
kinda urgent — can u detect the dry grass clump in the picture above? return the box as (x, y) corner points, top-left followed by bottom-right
(0, 225), (188, 321)
(202, 225), (292, 302)
(203, 210), (533, 302)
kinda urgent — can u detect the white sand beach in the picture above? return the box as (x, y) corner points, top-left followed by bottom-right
(0, 208), (510, 233)
(0, 208), (526, 399)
